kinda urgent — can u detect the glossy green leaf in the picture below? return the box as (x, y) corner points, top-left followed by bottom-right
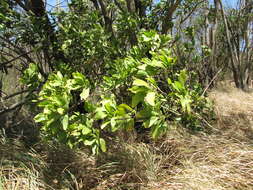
(133, 79), (150, 88)
(34, 113), (46, 123)
(148, 60), (165, 68)
(84, 139), (96, 146)
(149, 116), (159, 127)
(62, 114), (69, 130)
(82, 126), (92, 135)
(110, 117), (116, 128)
(129, 86), (148, 94)
(180, 96), (192, 113)
(80, 88), (90, 100)
(99, 138), (107, 152)
(132, 92), (146, 107)
(101, 121), (110, 129)
(57, 107), (65, 115)
(95, 108), (107, 119)
(151, 123), (167, 139)
(167, 78), (172, 85)
(118, 104), (133, 112)
(145, 91), (156, 106)
(136, 107), (152, 119)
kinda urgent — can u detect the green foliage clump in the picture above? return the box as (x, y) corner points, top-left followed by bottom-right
(33, 31), (212, 154)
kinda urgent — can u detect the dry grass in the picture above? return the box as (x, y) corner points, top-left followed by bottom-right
(209, 84), (253, 141)
(0, 139), (49, 190)
(1, 84), (253, 190)
(152, 134), (253, 190)
(145, 84), (253, 190)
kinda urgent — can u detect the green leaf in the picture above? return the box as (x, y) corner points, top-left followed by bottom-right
(67, 140), (74, 149)
(110, 117), (116, 128)
(38, 100), (52, 107)
(167, 78), (172, 85)
(179, 70), (187, 85)
(84, 139), (96, 146)
(161, 55), (174, 67)
(147, 60), (165, 68)
(72, 72), (85, 81)
(145, 91), (156, 106)
(71, 72), (89, 89)
(137, 64), (147, 70)
(136, 107), (152, 119)
(57, 71), (63, 79)
(136, 70), (148, 77)
(34, 113), (46, 123)
(173, 81), (184, 92)
(149, 116), (159, 127)
(132, 92), (146, 107)
(95, 108), (107, 119)
(80, 88), (90, 100)
(82, 126), (92, 135)
(133, 79), (150, 89)
(129, 86), (148, 94)
(146, 77), (157, 87)
(99, 138), (107, 152)
(84, 101), (95, 112)
(151, 123), (167, 139)
(57, 107), (65, 115)
(115, 107), (126, 116)
(125, 119), (134, 131)
(62, 114), (69, 130)
(105, 103), (115, 114)
(71, 131), (81, 136)
(101, 121), (110, 129)
(180, 96), (192, 113)
(53, 95), (68, 106)
(92, 144), (98, 155)
(118, 104), (133, 112)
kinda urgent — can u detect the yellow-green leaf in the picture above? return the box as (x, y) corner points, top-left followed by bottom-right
(99, 138), (107, 152)
(133, 79), (150, 89)
(80, 88), (90, 100)
(62, 114), (69, 130)
(145, 91), (156, 106)
(57, 107), (65, 115)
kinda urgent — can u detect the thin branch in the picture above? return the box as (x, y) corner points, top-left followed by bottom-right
(0, 50), (33, 67)
(0, 99), (30, 115)
(180, 0), (205, 25)
(201, 67), (223, 96)
(2, 89), (31, 100)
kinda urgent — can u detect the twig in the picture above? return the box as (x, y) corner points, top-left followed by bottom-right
(2, 89), (31, 100)
(201, 67), (223, 96)
(0, 50), (33, 67)
(0, 99), (30, 115)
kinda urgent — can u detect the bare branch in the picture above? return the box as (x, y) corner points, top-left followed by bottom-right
(2, 89), (31, 100)
(0, 50), (33, 68)
(0, 99), (29, 115)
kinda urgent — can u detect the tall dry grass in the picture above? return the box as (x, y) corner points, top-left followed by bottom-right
(0, 84), (253, 190)
(146, 84), (253, 190)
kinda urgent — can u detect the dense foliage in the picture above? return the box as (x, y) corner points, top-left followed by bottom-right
(30, 31), (212, 154)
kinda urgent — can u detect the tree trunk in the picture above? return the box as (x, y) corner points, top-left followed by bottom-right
(161, 0), (181, 34)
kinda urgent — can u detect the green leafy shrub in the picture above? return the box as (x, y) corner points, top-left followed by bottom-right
(33, 31), (213, 154)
